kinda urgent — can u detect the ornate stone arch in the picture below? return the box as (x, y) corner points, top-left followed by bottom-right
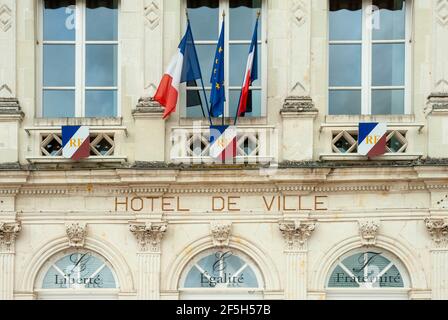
(311, 235), (428, 291)
(20, 236), (135, 293)
(164, 235), (281, 292)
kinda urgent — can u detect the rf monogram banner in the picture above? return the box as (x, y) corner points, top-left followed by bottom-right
(62, 126), (90, 161)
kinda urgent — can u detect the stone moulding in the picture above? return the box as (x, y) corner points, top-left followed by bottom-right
(65, 222), (87, 248)
(0, 98), (24, 117)
(210, 221), (232, 248)
(278, 220), (316, 251)
(0, 221), (21, 252)
(359, 219), (381, 246)
(280, 96), (319, 114)
(129, 221), (167, 252)
(425, 218), (448, 246)
(132, 97), (164, 116)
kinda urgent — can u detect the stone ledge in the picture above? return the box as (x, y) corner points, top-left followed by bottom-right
(426, 93), (448, 114)
(0, 98), (24, 117)
(132, 97), (164, 118)
(280, 96), (319, 115)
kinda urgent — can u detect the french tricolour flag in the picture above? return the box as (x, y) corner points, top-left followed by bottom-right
(358, 123), (388, 158)
(236, 17), (259, 117)
(154, 21), (203, 120)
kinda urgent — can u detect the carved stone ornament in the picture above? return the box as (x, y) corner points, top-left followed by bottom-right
(66, 222), (87, 248)
(281, 96), (318, 114)
(0, 221), (21, 252)
(279, 220), (316, 250)
(425, 218), (448, 246)
(359, 219), (380, 246)
(132, 96), (164, 115)
(210, 222), (232, 248)
(425, 93), (448, 116)
(0, 97), (23, 116)
(129, 222), (167, 252)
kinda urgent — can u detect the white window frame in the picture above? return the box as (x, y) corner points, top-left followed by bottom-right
(37, 0), (121, 118)
(178, 249), (265, 300)
(325, 248), (411, 300)
(328, 0), (412, 115)
(35, 250), (120, 300)
(181, 0), (267, 119)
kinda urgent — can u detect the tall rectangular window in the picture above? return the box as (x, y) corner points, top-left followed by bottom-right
(41, 0), (119, 118)
(186, 0), (263, 118)
(329, 0), (409, 115)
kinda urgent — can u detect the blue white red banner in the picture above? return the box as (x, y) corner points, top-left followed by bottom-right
(62, 126), (90, 160)
(210, 126), (237, 161)
(358, 123), (387, 158)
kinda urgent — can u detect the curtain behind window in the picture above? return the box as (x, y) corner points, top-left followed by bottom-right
(44, 0), (75, 9)
(330, 0), (404, 11)
(187, 0), (219, 9)
(45, 0), (117, 9)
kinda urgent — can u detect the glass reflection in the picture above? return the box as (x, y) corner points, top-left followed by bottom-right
(230, 0), (261, 40)
(85, 90), (117, 117)
(372, 89), (404, 115)
(86, 45), (118, 87)
(372, 43), (405, 86)
(329, 44), (362, 87)
(44, 0), (76, 41)
(372, 0), (405, 40)
(43, 90), (75, 118)
(329, 90), (361, 115)
(44, 45), (76, 87)
(229, 90), (261, 118)
(86, 0), (118, 41)
(186, 89), (211, 118)
(329, 0), (362, 41)
(187, 0), (219, 41)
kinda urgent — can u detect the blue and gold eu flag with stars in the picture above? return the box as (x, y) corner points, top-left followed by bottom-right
(210, 21), (225, 118)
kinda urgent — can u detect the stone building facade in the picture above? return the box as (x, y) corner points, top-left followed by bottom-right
(0, 0), (448, 300)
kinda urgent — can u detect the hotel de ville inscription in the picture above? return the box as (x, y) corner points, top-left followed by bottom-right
(113, 194), (329, 213)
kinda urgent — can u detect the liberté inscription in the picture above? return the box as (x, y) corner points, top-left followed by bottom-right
(114, 195), (328, 213)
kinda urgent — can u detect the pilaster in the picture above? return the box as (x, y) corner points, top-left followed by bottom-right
(0, 221), (21, 300)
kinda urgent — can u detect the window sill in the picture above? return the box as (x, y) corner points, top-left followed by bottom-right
(33, 117), (123, 127)
(26, 156), (127, 164)
(178, 116), (268, 127)
(325, 114), (416, 124)
(319, 153), (423, 161)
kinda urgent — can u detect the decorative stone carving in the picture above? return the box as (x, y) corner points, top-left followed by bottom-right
(0, 98), (22, 115)
(436, 0), (448, 26)
(144, 1), (160, 30)
(210, 222), (232, 247)
(129, 222), (167, 252)
(279, 220), (316, 251)
(292, 0), (307, 27)
(66, 223), (87, 248)
(359, 219), (380, 246)
(425, 218), (448, 246)
(426, 94), (448, 115)
(132, 97), (164, 116)
(281, 96), (318, 114)
(0, 4), (12, 32)
(0, 221), (21, 252)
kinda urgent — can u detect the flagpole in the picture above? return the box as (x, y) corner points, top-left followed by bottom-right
(222, 10), (226, 127)
(186, 9), (213, 126)
(234, 11), (260, 127)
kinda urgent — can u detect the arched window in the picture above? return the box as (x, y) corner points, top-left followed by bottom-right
(326, 249), (410, 300)
(36, 250), (119, 300)
(179, 249), (264, 300)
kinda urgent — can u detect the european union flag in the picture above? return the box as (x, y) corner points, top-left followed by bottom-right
(210, 21), (225, 118)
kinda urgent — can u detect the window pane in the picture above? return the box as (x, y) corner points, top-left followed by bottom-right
(372, 89), (404, 115)
(372, 0), (405, 40)
(229, 89), (261, 118)
(230, 0), (262, 41)
(329, 0), (362, 41)
(187, 0), (219, 41)
(193, 45), (216, 84)
(329, 44), (361, 87)
(43, 0), (76, 41)
(186, 89), (211, 118)
(372, 43), (405, 86)
(44, 45), (75, 87)
(43, 90), (75, 118)
(230, 44), (261, 87)
(86, 0), (118, 41)
(86, 45), (118, 87)
(85, 90), (117, 117)
(329, 90), (361, 115)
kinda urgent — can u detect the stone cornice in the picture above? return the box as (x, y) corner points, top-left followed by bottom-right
(0, 98), (24, 119)
(280, 96), (319, 116)
(132, 97), (164, 119)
